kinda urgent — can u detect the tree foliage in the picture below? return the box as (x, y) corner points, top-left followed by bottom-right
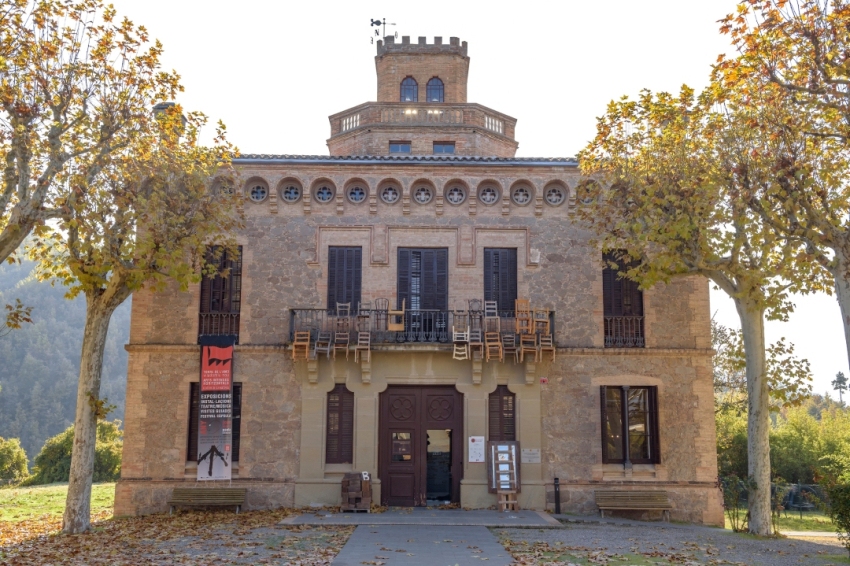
(0, 436), (28, 481)
(23, 420), (121, 485)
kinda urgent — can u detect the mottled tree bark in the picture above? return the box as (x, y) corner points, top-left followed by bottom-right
(62, 285), (129, 534)
(735, 297), (772, 536)
(831, 252), (850, 379)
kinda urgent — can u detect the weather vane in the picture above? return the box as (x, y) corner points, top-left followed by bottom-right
(370, 18), (397, 44)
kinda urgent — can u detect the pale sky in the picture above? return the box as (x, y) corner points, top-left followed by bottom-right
(107, 0), (847, 395)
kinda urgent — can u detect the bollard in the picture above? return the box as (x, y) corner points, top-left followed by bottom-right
(554, 477), (561, 515)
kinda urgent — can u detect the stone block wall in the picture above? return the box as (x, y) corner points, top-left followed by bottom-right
(375, 37), (469, 103)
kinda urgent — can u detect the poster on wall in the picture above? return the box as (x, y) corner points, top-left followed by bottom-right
(197, 341), (234, 481)
(468, 436), (485, 463)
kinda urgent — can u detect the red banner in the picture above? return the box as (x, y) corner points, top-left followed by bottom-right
(201, 346), (233, 391)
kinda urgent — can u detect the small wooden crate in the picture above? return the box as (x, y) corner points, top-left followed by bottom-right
(341, 472), (371, 512)
(497, 489), (519, 512)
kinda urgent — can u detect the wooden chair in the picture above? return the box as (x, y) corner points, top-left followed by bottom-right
(502, 332), (519, 363)
(315, 331), (332, 359)
(354, 331), (371, 362)
(485, 331), (503, 362)
(292, 331), (311, 361)
(374, 297), (389, 331)
(333, 331), (350, 360)
(335, 302), (351, 332)
(452, 326), (470, 360)
(519, 333), (538, 363)
(483, 300), (500, 333)
(469, 329), (484, 360)
(539, 334), (556, 361)
(356, 301), (372, 331)
(515, 299), (532, 335)
(388, 299), (405, 332)
(533, 309), (551, 336)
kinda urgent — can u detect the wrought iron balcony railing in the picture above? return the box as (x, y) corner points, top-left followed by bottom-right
(198, 313), (240, 343)
(289, 309), (554, 345)
(604, 316), (645, 348)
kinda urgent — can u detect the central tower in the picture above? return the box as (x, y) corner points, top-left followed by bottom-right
(327, 36), (518, 157)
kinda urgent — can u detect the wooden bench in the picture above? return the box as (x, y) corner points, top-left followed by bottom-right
(594, 490), (671, 522)
(168, 488), (247, 514)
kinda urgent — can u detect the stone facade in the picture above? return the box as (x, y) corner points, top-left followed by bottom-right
(115, 36), (723, 525)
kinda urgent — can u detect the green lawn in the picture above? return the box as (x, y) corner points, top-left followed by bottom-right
(724, 510), (836, 532)
(0, 482), (115, 522)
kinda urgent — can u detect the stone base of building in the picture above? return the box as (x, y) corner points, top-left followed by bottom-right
(545, 482), (724, 526)
(113, 479), (295, 517)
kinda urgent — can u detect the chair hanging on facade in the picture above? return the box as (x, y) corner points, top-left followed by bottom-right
(502, 332), (519, 363)
(469, 329), (484, 360)
(515, 299), (532, 335)
(333, 331), (350, 360)
(539, 334), (556, 362)
(354, 331), (371, 362)
(335, 302), (351, 332)
(468, 299), (483, 332)
(387, 299), (405, 332)
(292, 331), (311, 361)
(452, 326), (470, 360)
(374, 297), (389, 331)
(519, 333), (538, 363)
(485, 331), (503, 362)
(356, 301), (372, 331)
(315, 331), (332, 359)
(483, 300), (500, 333)
(533, 308), (551, 336)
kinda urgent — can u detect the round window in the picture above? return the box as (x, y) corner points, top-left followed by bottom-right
(512, 186), (532, 205)
(347, 185), (366, 203)
(413, 186), (433, 204)
(545, 186), (565, 206)
(381, 186), (400, 204)
(249, 185), (268, 202)
(315, 186), (334, 203)
(479, 187), (498, 205)
(281, 185), (301, 203)
(446, 186), (466, 205)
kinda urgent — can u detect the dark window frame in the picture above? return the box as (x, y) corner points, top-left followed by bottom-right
(426, 77), (444, 102)
(483, 248), (518, 312)
(397, 248), (449, 312)
(188, 382), (242, 462)
(200, 246), (243, 314)
(326, 383), (355, 464)
(433, 142), (455, 154)
(400, 77), (418, 102)
(327, 246), (362, 311)
(599, 385), (660, 465)
(602, 252), (644, 348)
(488, 385), (516, 441)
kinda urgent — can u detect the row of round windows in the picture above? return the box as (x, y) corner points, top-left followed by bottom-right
(244, 181), (569, 208)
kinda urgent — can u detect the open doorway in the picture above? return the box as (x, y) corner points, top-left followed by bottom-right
(426, 429), (452, 504)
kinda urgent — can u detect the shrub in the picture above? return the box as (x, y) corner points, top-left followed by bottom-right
(0, 437), (29, 482)
(24, 420), (122, 485)
(721, 474), (753, 532)
(827, 483), (850, 559)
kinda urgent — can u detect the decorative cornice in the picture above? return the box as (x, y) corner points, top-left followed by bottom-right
(233, 154), (578, 167)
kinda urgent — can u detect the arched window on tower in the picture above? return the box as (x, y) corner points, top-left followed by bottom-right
(426, 77), (444, 102)
(400, 77), (418, 102)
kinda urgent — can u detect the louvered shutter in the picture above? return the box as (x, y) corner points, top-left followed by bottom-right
(421, 249), (437, 310)
(327, 247), (362, 310)
(327, 247), (338, 310)
(232, 383), (242, 462)
(229, 247), (243, 314)
(397, 248), (411, 310)
(351, 247), (362, 307)
(489, 385), (516, 441)
(483, 249), (494, 302)
(325, 384), (354, 464)
(483, 249), (517, 310)
(187, 383), (200, 461)
(600, 386), (609, 464)
(649, 386), (660, 464)
(435, 249), (448, 311)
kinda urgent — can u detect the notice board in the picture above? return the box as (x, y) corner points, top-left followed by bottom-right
(487, 441), (521, 494)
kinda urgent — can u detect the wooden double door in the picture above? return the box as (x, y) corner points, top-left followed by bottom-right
(379, 386), (463, 507)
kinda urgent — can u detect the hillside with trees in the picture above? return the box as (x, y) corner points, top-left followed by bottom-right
(0, 259), (129, 463)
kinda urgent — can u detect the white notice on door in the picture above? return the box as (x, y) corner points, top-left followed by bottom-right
(468, 436), (485, 463)
(521, 448), (541, 464)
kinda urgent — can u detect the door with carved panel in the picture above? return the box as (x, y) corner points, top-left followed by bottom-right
(379, 386), (463, 506)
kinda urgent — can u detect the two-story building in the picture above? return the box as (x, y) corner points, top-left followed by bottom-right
(114, 36), (723, 525)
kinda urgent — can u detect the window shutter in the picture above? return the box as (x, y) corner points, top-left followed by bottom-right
(421, 250), (437, 310)
(483, 249), (494, 303)
(500, 249), (517, 310)
(326, 384), (354, 464)
(650, 386), (660, 464)
(600, 386), (609, 464)
(435, 249), (448, 311)
(488, 385), (516, 441)
(351, 247), (362, 307)
(232, 383), (242, 462)
(627, 279), (644, 316)
(187, 382), (200, 461)
(327, 247), (338, 309)
(397, 248), (411, 310)
(327, 247), (362, 310)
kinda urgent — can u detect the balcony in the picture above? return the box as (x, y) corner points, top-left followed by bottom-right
(198, 313), (240, 343)
(604, 316), (645, 348)
(289, 308), (553, 345)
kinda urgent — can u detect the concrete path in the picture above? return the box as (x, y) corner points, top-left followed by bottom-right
(283, 507), (560, 527)
(331, 525), (514, 566)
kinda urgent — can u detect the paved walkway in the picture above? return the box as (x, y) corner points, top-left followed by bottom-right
(284, 507), (561, 527)
(331, 525), (514, 566)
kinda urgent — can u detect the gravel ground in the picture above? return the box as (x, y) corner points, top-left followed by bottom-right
(494, 521), (847, 566)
